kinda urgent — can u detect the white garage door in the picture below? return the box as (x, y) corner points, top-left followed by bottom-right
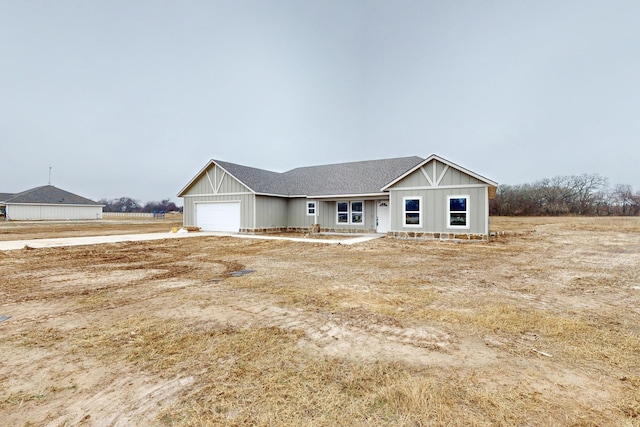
(196, 202), (241, 232)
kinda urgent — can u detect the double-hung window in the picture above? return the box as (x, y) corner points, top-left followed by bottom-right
(403, 197), (421, 227)
(351, 202), (363, 224)
(336, 201), (363, 224)
(448, 195), (469, 228)
(307, 201), (316, 216)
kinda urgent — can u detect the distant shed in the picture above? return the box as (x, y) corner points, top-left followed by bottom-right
(0, 185), (103, 220)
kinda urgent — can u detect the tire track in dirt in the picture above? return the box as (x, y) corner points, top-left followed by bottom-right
(182, 285), (498, 367)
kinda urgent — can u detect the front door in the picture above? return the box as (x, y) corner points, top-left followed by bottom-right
(376, 201), (390, 233)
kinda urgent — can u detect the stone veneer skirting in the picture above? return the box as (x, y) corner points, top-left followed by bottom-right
(388, 231), (487, 241)
(239, 226), (375, 235)
(239, 227), (488, 241)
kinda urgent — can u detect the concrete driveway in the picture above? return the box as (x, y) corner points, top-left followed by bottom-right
(0, 231), (384, 251)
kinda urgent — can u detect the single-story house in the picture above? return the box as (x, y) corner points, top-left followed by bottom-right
(178, 154), (498, 240)
(0, 185), (103, 221)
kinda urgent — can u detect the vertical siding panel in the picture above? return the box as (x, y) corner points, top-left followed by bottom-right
(286, 198), (313, 228)
(7, 205), (102, 220)
(186, 194), (254, 228)
(318, 201), (334, 228)
(181, 163), (254, 228)
(255, 196), (287, 228)
(389, 188), (487, 235)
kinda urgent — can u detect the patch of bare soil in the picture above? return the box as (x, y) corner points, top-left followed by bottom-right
(1, 217), (639, 426)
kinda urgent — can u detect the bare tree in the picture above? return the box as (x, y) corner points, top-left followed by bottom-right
(490, 174), (634, 216)
(558, 174), (607, 215)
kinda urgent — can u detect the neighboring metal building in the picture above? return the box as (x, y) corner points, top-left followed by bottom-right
(178, 154), (498, 240)
(0, 186), (103, 221)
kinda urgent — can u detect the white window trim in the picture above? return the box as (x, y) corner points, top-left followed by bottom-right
(335, 200), (364, 225)
(306, 201), (316, 216)
(447, 195), (470, 229)
(337, 201), (349, 224)
(350, 201), (364, 224)
(402, 196), (422, 228)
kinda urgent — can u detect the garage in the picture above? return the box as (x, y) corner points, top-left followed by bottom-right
(196, 202), (240, 232)
(1, 185), (103, 221)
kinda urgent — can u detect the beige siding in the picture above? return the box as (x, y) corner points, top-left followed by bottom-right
(255, 196), (288, 228)
(391, 159), (486, 189)
(184, 194), (255, 228)
(389, 187), (487, 234)
(182, 163), (255, 229)
(387, 159), (490, 235)
(392, 167), (430, 188)
(314, 200), (376, 232)
(438, 165), (483, 186)
(182, 164), (250, 196)
(287, 198), (316, 228)
(6, 204), (102, 221)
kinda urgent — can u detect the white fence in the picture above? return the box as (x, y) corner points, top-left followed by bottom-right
(102, 212), (155, 218)
(102, 212), (183, 219)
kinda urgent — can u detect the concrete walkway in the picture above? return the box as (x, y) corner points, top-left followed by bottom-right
(0, 231), (385, 251)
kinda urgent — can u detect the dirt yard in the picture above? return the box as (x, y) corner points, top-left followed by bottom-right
(1, 217), (639, 426)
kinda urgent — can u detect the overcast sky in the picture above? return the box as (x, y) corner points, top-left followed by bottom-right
(2, 1), (639, 204)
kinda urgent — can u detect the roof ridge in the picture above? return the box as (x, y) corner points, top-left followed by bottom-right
(286, 155), (423, 172)
(3, 185), (100, 205)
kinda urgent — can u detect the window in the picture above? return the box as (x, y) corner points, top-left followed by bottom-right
(336, 201), (364, 225)
(307, 201), (316, 216)
(448, 196), (469, 228)
(351, 202), (363, 224)
(337, 202), (349, 223)
(403, 197), (421, 227)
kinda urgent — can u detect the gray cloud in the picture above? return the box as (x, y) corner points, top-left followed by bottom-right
(1, 0), (638, 203)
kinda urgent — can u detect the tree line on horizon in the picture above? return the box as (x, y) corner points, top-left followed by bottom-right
(490, 173), (640, 216)
(98, 197), (182, 214)
(99, 175), (640, 217)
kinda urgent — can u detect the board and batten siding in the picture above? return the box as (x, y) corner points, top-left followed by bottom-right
(387, 158), (490, 235)
(286, 198), (316, 228)
(255, 196), (288, 229)
(389, 187), (487, 234)
(391, 159), (485, 189)
(314, 200), (376, 232)
(181, 164), (255, 229)
(6, 204), (102, 221)
(181, 164), (250, 196)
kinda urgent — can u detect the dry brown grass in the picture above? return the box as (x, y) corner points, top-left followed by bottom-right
(1, 217), (639, 426)
(0, 215), (183, 241)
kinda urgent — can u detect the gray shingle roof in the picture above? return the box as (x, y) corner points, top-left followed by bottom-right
(214, 160), (289, 195)
(284, 156), (424, 196)
(0, 193), (16, 203)
(214, 156), (424, 197)
(2, 186), (101, 206)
